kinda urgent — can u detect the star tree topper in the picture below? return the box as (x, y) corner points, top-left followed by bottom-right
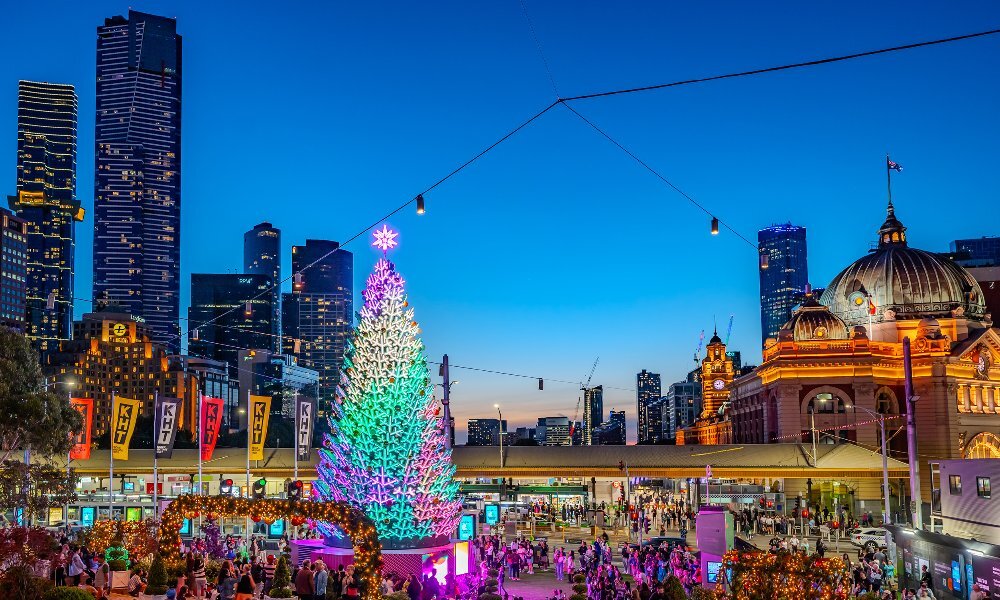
(372, 224), (399, 253)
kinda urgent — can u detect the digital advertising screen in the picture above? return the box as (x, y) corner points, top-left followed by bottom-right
(126, 507), (142, 522)
(422, 550), (449, 585)
(80, 507), (95, 528)
(484, 504), (499, 525)
(707, 562), (722, 584)
(459, 515), (475, 540)
(269, 519), (285, 537)
(180, 518), (192, 536)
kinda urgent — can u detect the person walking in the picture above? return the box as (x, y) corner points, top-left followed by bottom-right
(235, 564), (256, 600)
(295, 559), (315, 600)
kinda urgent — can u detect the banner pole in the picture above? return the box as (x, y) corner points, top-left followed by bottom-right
(153, 391), (159, 521)
(109, 391), (115, 521)
(246, 389), (251, 549)
(294, 392), (299, 482)
(198, 394), (203, 496)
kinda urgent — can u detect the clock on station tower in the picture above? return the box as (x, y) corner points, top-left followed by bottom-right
(700, 329), (735, 419)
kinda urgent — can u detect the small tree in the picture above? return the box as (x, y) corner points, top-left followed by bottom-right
(663, 575), (687, 600)
(145, 555), (169, 595)
(268, 555), (293, 598)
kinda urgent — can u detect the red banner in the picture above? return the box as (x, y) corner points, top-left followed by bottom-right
(69, 398), (94, 460)
(199, 396), (224, 461)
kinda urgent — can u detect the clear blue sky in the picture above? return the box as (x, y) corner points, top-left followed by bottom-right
(3, 1), (999, 442)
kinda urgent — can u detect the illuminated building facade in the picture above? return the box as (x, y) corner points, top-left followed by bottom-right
(188, 273), (274, 373)
(0, 208), (28, 329)
(636, 369), (662, 444)
(592, 410), (626, 445)
(282, 239), (353, 429)
(45, 305), (196, 437)
(677, 330), (736, 445)
(93, 11), (182, 352)
(467, 418), (506, 446)
(244, 222), (281, 351)
(9, 81), (83, 354)
(582, 385), (603, 445)
(758, 223), (809, 349)
(718, 202), (1000, 507)
(663, 374), (701, 440)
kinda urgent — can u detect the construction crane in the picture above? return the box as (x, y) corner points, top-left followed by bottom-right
(569, 357), (599, 444)
(725, 314), (735, 345)
(693, 330), (706, 364)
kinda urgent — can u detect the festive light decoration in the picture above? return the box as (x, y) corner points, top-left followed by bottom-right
(85, 519), (158, 563)
(314, 227), (461, 547)
(157, 495), (381, 600)
(718, 549), (849, 600)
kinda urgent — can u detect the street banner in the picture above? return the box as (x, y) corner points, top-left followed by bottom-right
(69, 398), (94, 460)
(200, 396), (224, 461)
(296, 396), (317, 461)
(155, 396), (182, 459)
(248, 394), (272, 461)
(110, 397), (141, 460)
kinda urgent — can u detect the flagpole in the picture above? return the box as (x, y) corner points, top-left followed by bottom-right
(153, 391), (159, 521)
(886, 153), (892, 206)
(245, 388), (251, 549)
(109, 391), (115, 521)
(293, 391), (299, 483)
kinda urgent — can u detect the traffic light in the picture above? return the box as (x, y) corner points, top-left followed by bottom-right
(287, 480), (303, 501)
(219, 478), (234, 496)
(252, 478), (267, 499)
(794, 496), (801, 511)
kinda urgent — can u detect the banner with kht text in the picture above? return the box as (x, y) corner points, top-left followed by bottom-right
(155, 396), (182, 459)
(248, 395), (272, 461)
(296, 396), (316, 461)
(199, 396), (225, 461)
(111, 397), (141, 461)
(69, 398), (94, 460)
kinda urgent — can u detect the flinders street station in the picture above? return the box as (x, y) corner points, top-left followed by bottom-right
(680, 199), (1000, 470)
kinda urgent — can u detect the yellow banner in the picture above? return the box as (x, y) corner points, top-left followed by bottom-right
(248, 395), (272, 461)
(111, 396), (142, 461)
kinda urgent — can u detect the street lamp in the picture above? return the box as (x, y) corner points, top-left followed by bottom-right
(848, 404), (891, 525)
(494, 404), (504, 503)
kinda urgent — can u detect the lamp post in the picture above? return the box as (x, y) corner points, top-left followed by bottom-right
(45, 378), (77, 533)
(495, 404), (504, 501)
(849, 404), (891, 525)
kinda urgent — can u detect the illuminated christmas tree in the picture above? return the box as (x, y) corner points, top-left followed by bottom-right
(314, 225), (461, 547)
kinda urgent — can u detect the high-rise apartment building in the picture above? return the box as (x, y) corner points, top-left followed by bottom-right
(0, 208), (28, 330)
(93, 11), (182, 352)
(582, 385), (603, 445)
(9, 81), (82, 353)
(663, 376), (702, 441)
(282, 240), (353, 426)
(188, 274), (274, 373)
(244, 222), (281, 351)
(592, 410), (626, 445)
(758, 224), (808, 349)
(636, 369), (662, 444)
(467, 418), (506, 446)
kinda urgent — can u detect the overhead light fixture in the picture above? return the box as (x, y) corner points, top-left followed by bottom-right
(759, 251), (769, 269)
(711, 217), (719, 235)
(416, 194), (425, 215)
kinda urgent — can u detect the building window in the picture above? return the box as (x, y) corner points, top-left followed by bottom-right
(977, 477), (991, 498)
(949, 475), (962, 495)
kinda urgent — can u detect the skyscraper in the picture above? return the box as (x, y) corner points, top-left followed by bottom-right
(758, 224), (808, 349)
(93, 11), (182, 352)
(188, 274), (274, 373)
(636, 369), (662, 444)
(592, 410), (626, 445)
(466, 418), (506, 446)
(950, 237), (1000, 267)
(582, 385), (603, 445)
(282, 239), (353, 425)
(244, 222), (281, 351)
(0, 208), (28, 330)
(9, 81), (82, 354)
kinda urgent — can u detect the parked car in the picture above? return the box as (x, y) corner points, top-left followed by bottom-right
(850, 527), (888, 552)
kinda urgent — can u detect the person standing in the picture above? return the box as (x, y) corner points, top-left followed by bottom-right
(295, 559), (315, 600)
(313, 561), (328, 600)
(235, 564), (255, 600)
(67, 547), (86, 586)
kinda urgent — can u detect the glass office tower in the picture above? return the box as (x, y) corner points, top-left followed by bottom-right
(244, 222), (281, 351)
(758, 223), (809, 348)
(93, 11), (182, 351)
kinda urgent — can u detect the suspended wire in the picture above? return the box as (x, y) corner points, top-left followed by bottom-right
(559, 27), (1000, 102)
(560, 101), (758, 248)
(427, 360), (636, 392)
(517, 0), (560, 98)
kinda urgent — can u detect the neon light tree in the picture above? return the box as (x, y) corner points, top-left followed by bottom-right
(314, 225), (461, 548)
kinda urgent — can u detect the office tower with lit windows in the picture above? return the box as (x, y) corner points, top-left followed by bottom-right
(93, 11), (182, 352)
(188, 274), (274, 373)
(636, 369), (662, 444)
(582, 385), (603, 445)
(758, 223), (809, 348)
(592, 410), (626, 445)
(9, 81), (82, 354)
(281, 239), (353, 427)
(467, 418), (506, 446)
(0, 208), (29, 330)
(244, 222), (281, 351)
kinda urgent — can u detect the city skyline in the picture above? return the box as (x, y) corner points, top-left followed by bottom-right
(3, 2), (1000, 442)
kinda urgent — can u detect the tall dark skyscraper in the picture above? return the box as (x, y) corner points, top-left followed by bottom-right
(244, 222), (281, 351)
(466, 418), (506, 446)
(188, 274), (274, 373)
(282, 240), (353, 424)
(93, 11), (182, 352)
(582, 385), (603, 445)
(636, 369), (662, 444)
(9, 81), (82, 353)
(758, 223), (808, 349)
(0, 208), (28, 330)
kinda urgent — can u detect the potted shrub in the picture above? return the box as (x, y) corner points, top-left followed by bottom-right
(478, 567), (500, 600)
(265, 555), (294, 599)
(139, 554), (170, 600)
(41, 588), (95, 600)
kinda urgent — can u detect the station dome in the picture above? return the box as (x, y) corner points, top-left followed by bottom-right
(780, 295), (850, 341)
(820, 202), (987, 327)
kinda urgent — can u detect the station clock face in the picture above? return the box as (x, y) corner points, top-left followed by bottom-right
(111, 323), (128, 338)
(713, 379), (726, 390)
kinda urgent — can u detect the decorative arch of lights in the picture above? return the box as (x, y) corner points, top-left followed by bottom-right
(964, 432), (1000, 459)
(158, 495), (382, 599)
